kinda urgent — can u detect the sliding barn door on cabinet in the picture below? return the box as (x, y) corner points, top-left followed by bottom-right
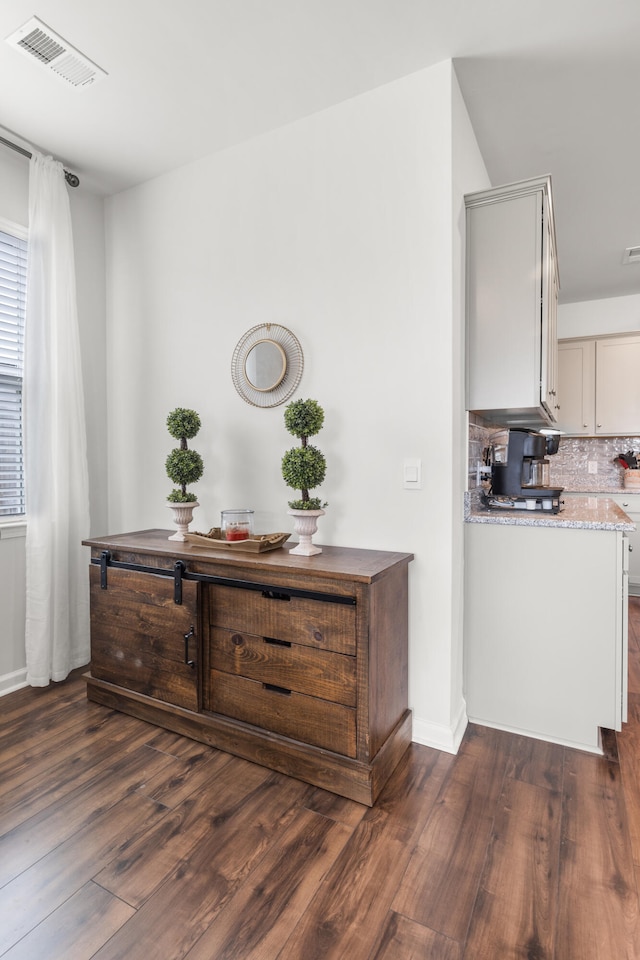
(89, 564), (199, 711)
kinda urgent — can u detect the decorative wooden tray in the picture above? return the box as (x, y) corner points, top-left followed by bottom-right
(185, 529), (291, 553)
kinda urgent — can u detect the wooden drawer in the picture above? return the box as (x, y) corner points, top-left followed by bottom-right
(209, 627), (356, 706)
(209, 584), (356, 655)
(89, 565), (199, 711)
(85, 532), (413, 804)
(209, 669), (356, 757)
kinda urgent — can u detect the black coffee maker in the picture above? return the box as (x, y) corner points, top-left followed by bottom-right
(489, 429), (563, 504)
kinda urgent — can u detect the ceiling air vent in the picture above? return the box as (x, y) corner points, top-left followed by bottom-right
(623, 246), (640, 265)
(5, 16), (107, 88)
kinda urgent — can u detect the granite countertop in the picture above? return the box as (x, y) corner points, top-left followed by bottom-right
(464, 492), (635, 531)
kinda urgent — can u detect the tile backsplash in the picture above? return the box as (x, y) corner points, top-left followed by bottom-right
(468, 414), (640, 492)
(549, 435), (640, 491)
(468, 414), (495, 490)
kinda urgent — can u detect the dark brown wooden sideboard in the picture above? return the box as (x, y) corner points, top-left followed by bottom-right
(83, 529), (413, 805)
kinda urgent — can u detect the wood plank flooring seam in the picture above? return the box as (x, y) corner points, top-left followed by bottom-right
(458, 735), (514, 955)
(4, 608), (640, 958)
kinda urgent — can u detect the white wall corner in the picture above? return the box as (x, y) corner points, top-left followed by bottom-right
(412, 698), (468, 754)
(0, 667), (28, 697)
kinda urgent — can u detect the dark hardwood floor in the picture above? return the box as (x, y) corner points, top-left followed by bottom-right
(3, 604), (640, 959)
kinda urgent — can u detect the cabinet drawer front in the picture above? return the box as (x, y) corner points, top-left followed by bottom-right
(209, 627), (356, 706)
(209, 584), (356, 655)
(89, 565), (199, 711)
(209, 669), (356, 757)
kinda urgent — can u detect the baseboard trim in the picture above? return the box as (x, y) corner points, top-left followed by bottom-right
(0, 667), (28, 697)
(412, 700), (468, 755)
(466, 713), (603, 755)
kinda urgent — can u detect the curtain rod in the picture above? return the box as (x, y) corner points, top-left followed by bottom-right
(0, 134), (80, 188)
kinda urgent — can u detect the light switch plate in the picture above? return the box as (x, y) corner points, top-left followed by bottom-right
(403, 458), (422, 490)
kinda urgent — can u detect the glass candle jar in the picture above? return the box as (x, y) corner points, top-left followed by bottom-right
(221, 509), (254, 541)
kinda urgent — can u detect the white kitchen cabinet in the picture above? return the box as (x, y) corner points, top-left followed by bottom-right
(464, 522), (628, 750)
(542, 200), (559, 418)
(557, 334), (640, 435)
(556, 339), (595, 434)
(465, 175), (559, 428)
(596, 336), (640, 433)
(588, 493), (640, 595)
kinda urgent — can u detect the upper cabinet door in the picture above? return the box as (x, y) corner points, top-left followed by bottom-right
(541, 213), (560, 419)
(557, 334), (640, 436)
(595, 335), (640, 435)
(465, 175), (559, 428)
(556, 339), (596, 435)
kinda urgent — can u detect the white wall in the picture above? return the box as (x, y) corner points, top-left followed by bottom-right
(558, 293), (640, 338)
(0, 150), (29, 693)
(73, 192), (108, 537)
(0, 148), (106, 692)
(105, 61), (488, 750)
(449, 77), (491, 738)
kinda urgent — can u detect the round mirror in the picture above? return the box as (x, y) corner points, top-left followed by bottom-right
(244, 339), (286, 392)
(231, 324), (304, 408)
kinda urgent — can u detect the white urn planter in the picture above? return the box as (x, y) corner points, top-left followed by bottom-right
(167, 501), (199, 541)
(287, 508), (325, 556)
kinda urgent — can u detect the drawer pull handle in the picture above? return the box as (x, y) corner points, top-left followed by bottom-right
(264, 637), (292, 648)
(261, 590), (291, 602)
(184, 625), (196, 669)
(264, 683), (291, 696)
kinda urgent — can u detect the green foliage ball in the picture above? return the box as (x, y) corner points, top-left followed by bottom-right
(166, 408), (201, 441)
(281, 445), (326, 493)
(165, 449), (204, 487)
(284, 399), (324, 440)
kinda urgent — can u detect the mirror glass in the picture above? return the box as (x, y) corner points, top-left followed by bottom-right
(244, 339), (287, 392)
(231, 323), (304, 408)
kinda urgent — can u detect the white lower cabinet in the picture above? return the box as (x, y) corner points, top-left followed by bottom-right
(565, 492), (640, 595)
(464, 522), (628, 751)
(607, 494), (640, 595)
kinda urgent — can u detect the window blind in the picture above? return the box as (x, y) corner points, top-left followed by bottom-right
(0, 228), (27, 517)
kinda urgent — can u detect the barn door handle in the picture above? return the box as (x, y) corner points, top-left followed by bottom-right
(184, 625), (196, 669)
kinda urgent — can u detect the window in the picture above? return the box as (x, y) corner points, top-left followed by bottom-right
(0, 223), (27, 518)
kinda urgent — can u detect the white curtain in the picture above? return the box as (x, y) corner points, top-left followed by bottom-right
(24, 152), (91, 686)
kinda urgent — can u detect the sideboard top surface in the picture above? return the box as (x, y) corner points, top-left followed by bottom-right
(83, 529), (413, 584)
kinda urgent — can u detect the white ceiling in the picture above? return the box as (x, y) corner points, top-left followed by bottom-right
(1, 0), (639, 304)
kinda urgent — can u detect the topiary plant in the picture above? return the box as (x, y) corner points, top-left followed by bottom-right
(166, 408), (204, 503)
(281, 398), (327, 510)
